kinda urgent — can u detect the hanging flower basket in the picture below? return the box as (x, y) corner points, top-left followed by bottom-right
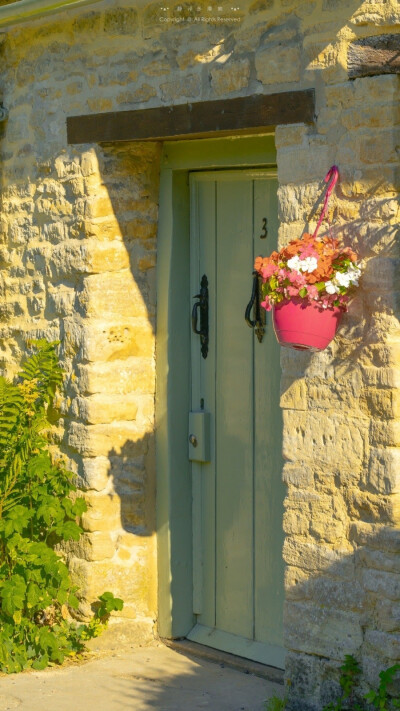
(272, 298), (342, 351)
(253, 166), (362, 351)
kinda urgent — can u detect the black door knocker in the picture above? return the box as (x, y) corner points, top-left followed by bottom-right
(245, 271), (265, 343)
(192, 274), (209, 359)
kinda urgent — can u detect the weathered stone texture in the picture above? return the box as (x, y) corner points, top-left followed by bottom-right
(0, 0), (398, 704)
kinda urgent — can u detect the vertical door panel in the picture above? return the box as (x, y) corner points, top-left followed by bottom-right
(190, 178), (216, 626)
(215, 179), (254, 639)
(253, 178), (285, 646)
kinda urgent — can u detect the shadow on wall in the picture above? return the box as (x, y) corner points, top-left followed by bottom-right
(283, 523), (400, 711)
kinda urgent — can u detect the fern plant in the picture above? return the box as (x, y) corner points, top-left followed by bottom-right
(0, 340), (123, 673)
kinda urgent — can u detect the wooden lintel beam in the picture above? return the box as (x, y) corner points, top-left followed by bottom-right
(348, 34), (400, 79)
(66, 89), (315, 145)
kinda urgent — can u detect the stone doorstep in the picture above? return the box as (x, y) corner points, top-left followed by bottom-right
(162, 637), (285, 685)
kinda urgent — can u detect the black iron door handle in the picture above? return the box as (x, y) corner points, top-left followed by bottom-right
(192, 274), (209, 359)
(245, 271), (265, 343)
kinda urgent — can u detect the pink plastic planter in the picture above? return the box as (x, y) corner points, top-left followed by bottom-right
(272, 299), (342, 351)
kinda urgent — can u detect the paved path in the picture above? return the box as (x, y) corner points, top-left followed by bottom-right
(0, 643), (284, 711)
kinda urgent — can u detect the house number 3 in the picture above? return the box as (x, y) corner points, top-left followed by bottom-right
(260, 217), (268, 239)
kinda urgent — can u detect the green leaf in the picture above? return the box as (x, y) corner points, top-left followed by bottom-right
(32, 654), (49, 670)
(68, 594), (80, 610)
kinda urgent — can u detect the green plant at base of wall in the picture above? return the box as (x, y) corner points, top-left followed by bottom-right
(0, 341), (123, 673)
(265, 695), (287, 711)
(265, 656), (400, 711)
(364, 665), (400, 710)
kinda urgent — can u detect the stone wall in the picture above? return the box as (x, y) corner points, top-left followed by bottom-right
(276, 71), (400, 706)
(0, 0), (399, 703)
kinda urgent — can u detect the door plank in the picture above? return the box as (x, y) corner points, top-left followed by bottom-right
(190, 176), (217, 626)
(215, 178), (254, 640)
(253, 177), (285, 648)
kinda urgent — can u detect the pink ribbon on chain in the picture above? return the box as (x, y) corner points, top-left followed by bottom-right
(312, 165), (339, 238)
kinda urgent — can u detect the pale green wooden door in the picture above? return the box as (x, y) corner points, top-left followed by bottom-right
(188, 170), (285, 669)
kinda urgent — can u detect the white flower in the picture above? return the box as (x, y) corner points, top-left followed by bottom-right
(287, 255), (318, 273)
(287, 256), (301, 271)
(325, 280), (339, 294)
(335, 271), (351, 288)
(299, 256), (318, 273)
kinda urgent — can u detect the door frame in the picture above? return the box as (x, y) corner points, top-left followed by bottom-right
(156, 134), (277, 640)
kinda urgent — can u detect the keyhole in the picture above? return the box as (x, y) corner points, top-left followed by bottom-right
(260, 217), (268, 239)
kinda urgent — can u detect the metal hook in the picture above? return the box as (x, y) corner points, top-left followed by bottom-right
(245, 271), (265, 343)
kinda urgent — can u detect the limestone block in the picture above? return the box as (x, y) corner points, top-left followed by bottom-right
(285, 652), (323, 710)
(283, 508), (309, 536)
(351, 4), (400, 26)
(282, 462), (315, 489)
(346, 487), (398, 525)
(65, 531), (116, 562)
(363, 258), (400, 295)
(376, 599), (400, 633)
(67, 421), (150, 458)
(72, 394), (139, 424)
(210, 59), (250, 95)
(367, 447), (400, 494)
(280, 378), (307, 410)
(81, 492), (122, 532)
(361, 366), (400, 389)
(142, 58), (171, 76)
(350, 521), (400, 553)
(341, 104), (399, 131)
(72, 9), (102, 32)
(80, 457), (111, 491)
(362, 568), (400, 601)
(283, 538), (354, 575)
(306, 578), (366, 613)
(84, 194), (120, 221)
(103, 7), (138, 34)
(285, 601), (363, 659)
(370, 419), (400, 447)
(365, 629), (400, 660)
(255, 45), (301, 85)
(160, 74), (202, 103)
(86, 241), (131, 273)
(274, 124), (308, 149)
(282, 410), (367, 471)
(357, 547), (400, 575)
(79, 318), (155, 362)
(310, 517), (346, 545)
(117, 85), (158, 106)
(360, 131), (399, 166)
(69, 555), (153, 612)
(277, 144), (334, 184)
(284, 566), (312, 600)
(76, 357), (155, 396)
(78, 271), (150, 319)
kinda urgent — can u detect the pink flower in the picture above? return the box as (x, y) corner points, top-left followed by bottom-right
(306, 285), (319, 299)
(261, 296), (272, 311)
(299, 245), (319, 259)
(288, 270), (301, 283)
(287, 285), (299, 297)
(278, 268), (290, 279)
(288, 271), (306, 286)
(261, 263), (278, 279)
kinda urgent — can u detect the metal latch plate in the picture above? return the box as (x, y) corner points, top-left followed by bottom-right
(188, 411), (211, 462)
